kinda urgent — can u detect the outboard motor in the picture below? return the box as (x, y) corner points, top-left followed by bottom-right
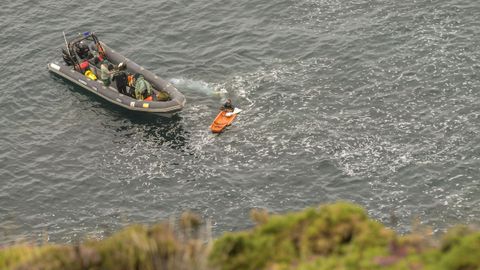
(62, 48), (74, 66)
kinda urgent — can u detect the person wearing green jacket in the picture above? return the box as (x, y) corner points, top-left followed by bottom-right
(133, 74), (153, 100)
(100, 63), (114, 86)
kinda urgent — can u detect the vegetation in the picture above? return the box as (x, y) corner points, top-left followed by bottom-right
(2, 203), (480, 269)
(0, 212), (208, 270)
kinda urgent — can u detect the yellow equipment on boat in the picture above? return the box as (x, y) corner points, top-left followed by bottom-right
(84, 70), (97, 80)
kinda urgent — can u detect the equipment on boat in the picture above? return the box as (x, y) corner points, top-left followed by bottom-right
(84, 70), (97, 80)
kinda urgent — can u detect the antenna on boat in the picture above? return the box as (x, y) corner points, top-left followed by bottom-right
(62, 31), (74, 59)
(63, 31), (78, 69)
(62, 31), (69, 49)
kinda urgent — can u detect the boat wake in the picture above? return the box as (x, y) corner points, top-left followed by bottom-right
(170, 77), (228, 96)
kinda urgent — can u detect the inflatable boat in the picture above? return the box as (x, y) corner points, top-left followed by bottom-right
(47, 32), (186, 114)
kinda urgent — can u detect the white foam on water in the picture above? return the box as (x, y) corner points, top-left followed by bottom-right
(170, 77), (227, 96)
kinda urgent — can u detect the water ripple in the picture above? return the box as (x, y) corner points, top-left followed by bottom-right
(1, 0), (480, 243)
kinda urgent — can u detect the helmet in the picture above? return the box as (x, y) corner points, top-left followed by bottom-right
(118, 62), (127, 70)
(77, 40), (89, 53)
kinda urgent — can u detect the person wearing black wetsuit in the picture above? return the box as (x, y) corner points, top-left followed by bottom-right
(220, 99), (234, 111)
(112, 62), (129, 95)
(75, 41), (90, 60)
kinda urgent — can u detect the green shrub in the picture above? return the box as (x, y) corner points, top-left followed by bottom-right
(3, 203), (480, 270)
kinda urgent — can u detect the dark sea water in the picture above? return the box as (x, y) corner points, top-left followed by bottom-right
(1, 0), (480, 244)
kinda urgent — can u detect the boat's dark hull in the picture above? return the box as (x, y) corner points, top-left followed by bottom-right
(48, 43), (186, 114)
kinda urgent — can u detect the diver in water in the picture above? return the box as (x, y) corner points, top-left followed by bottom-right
(220, 99), (234, 112)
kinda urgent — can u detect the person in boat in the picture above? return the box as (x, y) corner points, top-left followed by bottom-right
(88, 53), (103, 66)
(87, 42), (105, 64)
(75, 40), (90, 60)
(220, 99), (234, 111)
(133, 73), (153, 100)
(112, 62), (129, 95)
(76, 42), (99, 74)
(100, 62), (114, 86)
(88, 41), (98, 56)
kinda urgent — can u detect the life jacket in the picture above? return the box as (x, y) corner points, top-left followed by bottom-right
(127, 74), (134, 87)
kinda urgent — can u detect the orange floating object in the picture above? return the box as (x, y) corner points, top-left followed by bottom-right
(210, 110), (237, 133)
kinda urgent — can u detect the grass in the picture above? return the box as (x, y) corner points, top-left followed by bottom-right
(2, 202), (480, 270)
